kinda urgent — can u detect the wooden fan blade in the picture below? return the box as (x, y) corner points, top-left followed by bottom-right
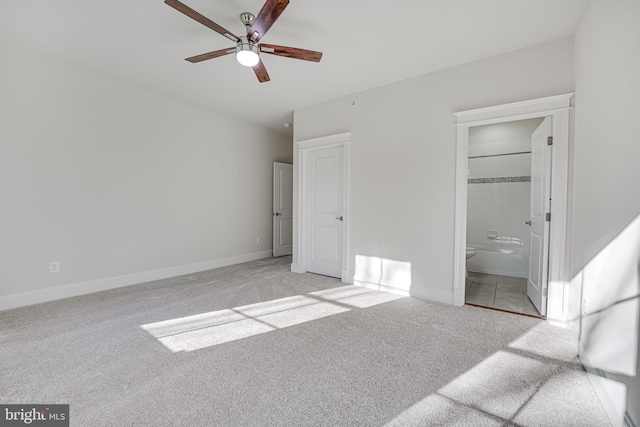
(165, 0), (240, 42)
(247, 0), (289, 42)
(260, 44), (322, 62)
(186, 48), (235, 63)
(252, 60), (271, 83)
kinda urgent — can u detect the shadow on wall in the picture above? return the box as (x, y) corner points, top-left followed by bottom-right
(353, 254), (412, 296)
(569, 214), (640, 426)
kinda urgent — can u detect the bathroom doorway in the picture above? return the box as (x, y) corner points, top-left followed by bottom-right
(453, 94), (573, 325)
(464, 117), (544, 317)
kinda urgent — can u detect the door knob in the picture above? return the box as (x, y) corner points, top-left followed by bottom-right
(336, 216), (343, 221)
(273, 212), (281, 216)
(525, 220), (532, 226)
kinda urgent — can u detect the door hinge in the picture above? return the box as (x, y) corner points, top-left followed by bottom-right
(546, 212), (551, 222)
(543, 288), (548, 297)
(547, 136), (553, 146)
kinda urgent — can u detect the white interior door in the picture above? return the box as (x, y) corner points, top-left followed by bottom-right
(306, 147), (343, 278)
(527, 116), (552, 316)
(273, 162), (293, 257)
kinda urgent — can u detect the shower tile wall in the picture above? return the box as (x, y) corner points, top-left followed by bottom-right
(467, 154), (531, 250)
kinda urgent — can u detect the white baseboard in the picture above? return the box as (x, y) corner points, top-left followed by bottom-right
(565, 320), (581, 353)
(579, 343), (629, 427)
(288, 263), (347, 282)
(290, 263), (305, 274)
(467, 268), (528, 279)
(353, 280), (411, 297)
(348, 274), (452, 304)
(341, 269), (349, 283)
(0, 250), (273, 312)
(411, 286), (454, 305)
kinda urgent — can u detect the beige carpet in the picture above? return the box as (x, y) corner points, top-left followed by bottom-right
(0, 256), (611, 426)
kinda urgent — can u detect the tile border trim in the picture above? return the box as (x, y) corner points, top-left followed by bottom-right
(468, 176), (531, 184)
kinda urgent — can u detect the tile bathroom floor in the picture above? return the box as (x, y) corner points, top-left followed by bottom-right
(465, 271), (542, 317)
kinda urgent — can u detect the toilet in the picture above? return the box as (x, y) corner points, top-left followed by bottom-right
(466, 247), (477, 277)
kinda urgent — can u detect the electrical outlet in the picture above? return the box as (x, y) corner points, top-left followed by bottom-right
(256, 237), (261, 245)
(49, 261), (60, 273)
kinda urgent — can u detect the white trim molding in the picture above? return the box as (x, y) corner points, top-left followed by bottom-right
(293, 132), (351, 281)
(453, 94), (573, 325)
(455, 93), (574, 124)
(0, 250), (272, 311)
(580, 346), (629, 427)
(296, 132), (351, 149)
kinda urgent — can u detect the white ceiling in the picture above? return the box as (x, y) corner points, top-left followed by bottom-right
(469, 118), (544, 146)
(0, 0), (588, 136)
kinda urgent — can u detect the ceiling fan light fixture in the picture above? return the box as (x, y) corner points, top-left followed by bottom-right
(166, 0), (322, 82)
(236, 42), (260, 67)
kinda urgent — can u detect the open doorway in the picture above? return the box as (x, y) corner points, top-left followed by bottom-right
(453, 94), (573, 325)
(465, 117), (544, 316)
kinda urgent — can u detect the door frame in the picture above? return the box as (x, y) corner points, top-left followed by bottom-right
(453, 94), (573, 325)
(292, 132), (350, 281)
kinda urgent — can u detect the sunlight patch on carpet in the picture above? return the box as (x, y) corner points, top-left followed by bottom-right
(141, 285), (402, 352)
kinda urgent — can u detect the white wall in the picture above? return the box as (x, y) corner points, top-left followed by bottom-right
(0, 43), (292, 303)
(570, 0), (640, 425)
(466, 155), (531, 247)
(293, 38), (574, 303)
(466, 119), (540, 277)
(468, 117), (542, 157)
(468, 154), (531, 180)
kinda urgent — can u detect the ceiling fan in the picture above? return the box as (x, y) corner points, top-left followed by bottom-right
(165, 0), (323, 83)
